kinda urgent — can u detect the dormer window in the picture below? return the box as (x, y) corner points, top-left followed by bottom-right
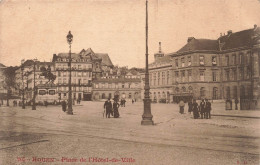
(212, 56), (217, 66)
(199, 55), (204, 66)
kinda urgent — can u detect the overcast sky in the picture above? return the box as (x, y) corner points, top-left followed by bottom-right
(1, 0), (260, 68)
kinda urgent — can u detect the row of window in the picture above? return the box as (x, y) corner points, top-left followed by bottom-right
(38, 89), (56, 95)
(57, 86), (92, 91)
(97, 92), (136, 99)
(57, 58), (91, 63)
(56, 64), (93, 70)
(174, 52), (251, 68)
(58, 78), (91, 85)
(150, 91), (170, 99)
(94, 83), (139, 89)
(224, 67), (251, 81)
(57, 71), (92, 77)
(173, 67), (251, 83)
(175, 70), (194, 82)
(175, 56), (214, 67)
(150, 71), (171, 86)
(224, 52), (251, 66)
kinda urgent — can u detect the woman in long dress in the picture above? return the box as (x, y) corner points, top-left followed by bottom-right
(113, 100), (120, 118)
(188, 100), (193, 114)
(192, 99), (200, 119)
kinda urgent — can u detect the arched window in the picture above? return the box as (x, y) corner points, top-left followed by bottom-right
(213, 87), (218, 100)
(154, 92), (157, 100)
(182, 87), (186, 93)
(240, 85), (245, 99)
(247, 85), (251, 98)
(175, 87), (179, 93)
(162, 92), (166, 99)
(226, 86), (230, 99)
(200, 87), (205, 98)
(128, 93), (132, 99)
(188, 86), (193, 93)
(233, 86), (237, 98)
(102, 93), (106, 99)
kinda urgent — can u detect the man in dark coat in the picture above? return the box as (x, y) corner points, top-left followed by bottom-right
(192, 99), (200, 119)
(188, 100), (193, 114)
(61, 100), (66, 112)
(104, 98), (113, 118)
(200, 99), (206, 119)
(205, 99), (212, 119)
(235, 98), (239, 110)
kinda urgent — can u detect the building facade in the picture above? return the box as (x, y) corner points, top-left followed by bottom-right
(147, 25), (260, 109)
(92, 76), (142, 102)
(148, 42), (173, 103)
(53, 48), (113, 101)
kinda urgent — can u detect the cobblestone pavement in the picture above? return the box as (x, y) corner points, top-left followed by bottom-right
(0, 102), (259, 165)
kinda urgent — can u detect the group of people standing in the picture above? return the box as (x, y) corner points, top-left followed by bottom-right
(104, 98), (120, 118)
(179, 99), (212, 119)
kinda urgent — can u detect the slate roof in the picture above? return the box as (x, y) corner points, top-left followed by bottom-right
(0, 63), (6, 68)
(177, 38), (219, 53)
(95, 53), (113, 67)
(218, 27), (260, 50)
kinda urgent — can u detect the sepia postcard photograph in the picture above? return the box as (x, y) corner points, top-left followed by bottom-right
(0, 0), (260, 164)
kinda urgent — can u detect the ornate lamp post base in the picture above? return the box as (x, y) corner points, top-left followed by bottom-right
(141, 98), (154, 125)
(67, 108), (73, 115)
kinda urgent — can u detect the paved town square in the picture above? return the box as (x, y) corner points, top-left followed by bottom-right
(1, 0), (260, 164)
(0, 102), (259, 165)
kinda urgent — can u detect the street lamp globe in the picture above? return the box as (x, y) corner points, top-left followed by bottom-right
(67, 31), (73, 45)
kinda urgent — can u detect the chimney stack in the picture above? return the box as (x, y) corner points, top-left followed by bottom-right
(227, 30), (232, 35)
(187, 37), (195, 43)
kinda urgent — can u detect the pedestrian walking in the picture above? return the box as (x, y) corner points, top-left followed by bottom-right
(205, 99), (212, 119)
(235, 98), (239, 110)
(132, 99), (134, 104)
(113, 99), (120, 118)
(61, 100), (66, 112)
(200, 99), (206, 119)
(188, 99), (193, 114)
(44, 101), (48, 108)
(192, 99), (200, 119)
(123, 99), (126, 107)
(104, 98), (113, 118)
(120, 99), (123, 107)
(179, 99), (185, 114)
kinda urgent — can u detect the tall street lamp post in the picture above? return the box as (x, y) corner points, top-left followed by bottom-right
(32, 59), (37, 110)
(21, 60), (25, 109)
(141, 0), (154, 125)
(66, 31), (73, 115)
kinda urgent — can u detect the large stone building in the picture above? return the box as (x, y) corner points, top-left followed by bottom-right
(92, 69), (142, 101)
(14, 60), (56, 103)
(147, 25), (260, 109)
(148, 42), (173, 103)
(52, 48), (113, 101)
